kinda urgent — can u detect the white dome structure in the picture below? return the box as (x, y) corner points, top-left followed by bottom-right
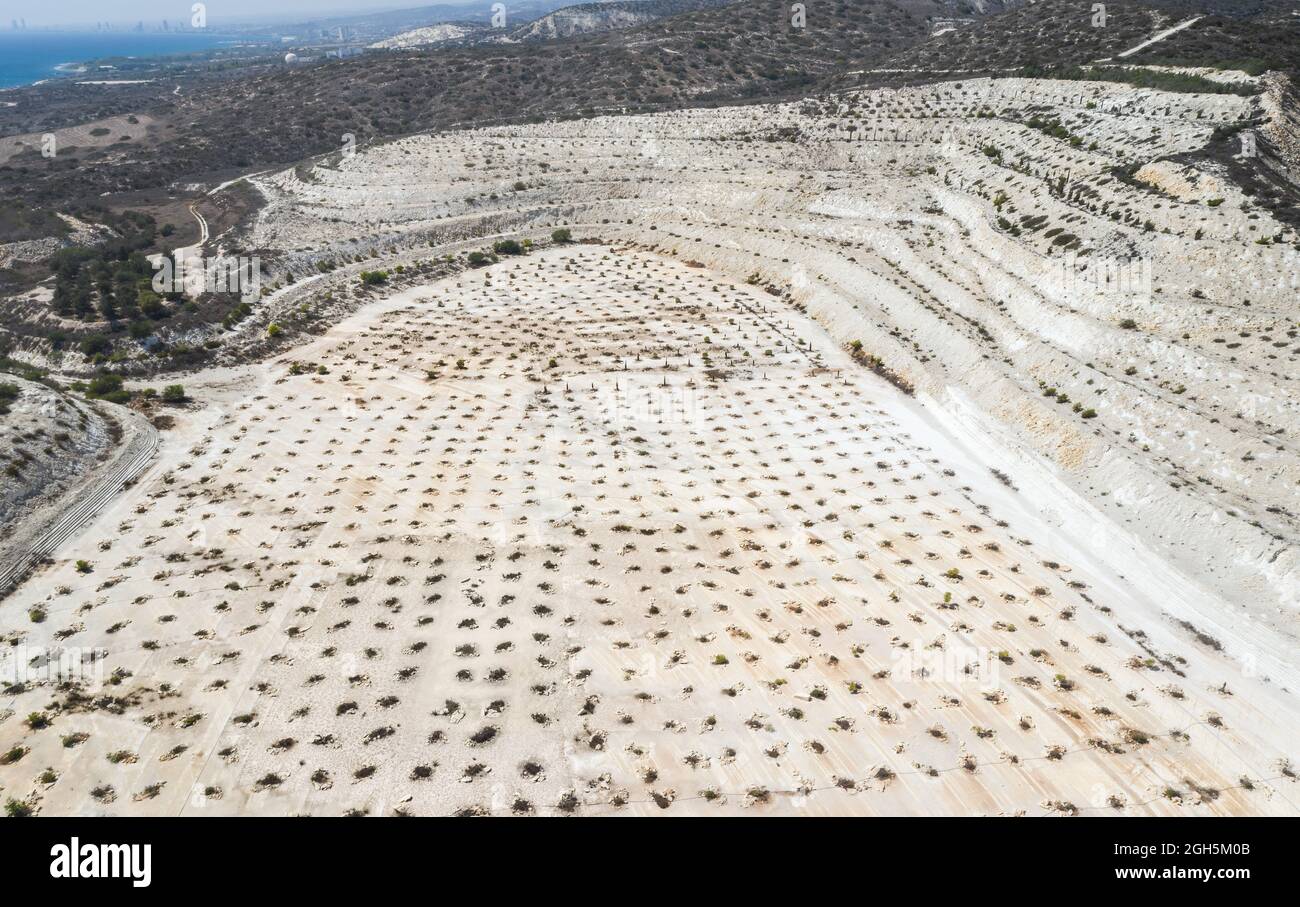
(284, 52), (299, 64)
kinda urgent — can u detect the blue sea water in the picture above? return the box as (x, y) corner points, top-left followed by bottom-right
(0, 31), (231, 89)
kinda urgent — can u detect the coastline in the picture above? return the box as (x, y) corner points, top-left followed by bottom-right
(0, 31), (233, 90)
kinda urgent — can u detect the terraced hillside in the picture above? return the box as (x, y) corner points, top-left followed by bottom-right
(223, 75), (1298, 649)
(1, 6), (1297, 821)
(2, 247), (1295, 816)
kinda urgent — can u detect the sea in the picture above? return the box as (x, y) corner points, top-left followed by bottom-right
(0, 31), (232, 90)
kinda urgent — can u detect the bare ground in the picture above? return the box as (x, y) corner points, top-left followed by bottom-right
(1, 248), (1295, 816)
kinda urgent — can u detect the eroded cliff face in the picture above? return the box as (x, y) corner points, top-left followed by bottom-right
(1262, 71), (1300, 182)
(0, 376), (112, 541)
(514, 7), (663, 40)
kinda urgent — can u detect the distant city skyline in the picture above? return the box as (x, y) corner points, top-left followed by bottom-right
(0, 1), (427, 28)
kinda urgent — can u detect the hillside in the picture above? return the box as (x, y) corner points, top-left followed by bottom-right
(878, 0), (1300, 75)
(369, 0), (737, 49)
(0, 1), (1007, 216)
(2, 0), (1296, 361)
(3, 75), (1298, 818)
(510, 0), (734, 40)
(369, 23), (477, 49)
(1, 0), (1298, 825)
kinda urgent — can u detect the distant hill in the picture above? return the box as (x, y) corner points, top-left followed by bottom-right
(237, 0), (566, 35)
(369, 0), (737, 49)
(370, 22), (478, 49)
(509, 0), (735, 41)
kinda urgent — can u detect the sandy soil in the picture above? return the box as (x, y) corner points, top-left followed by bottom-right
(2, 248), (1296, 816)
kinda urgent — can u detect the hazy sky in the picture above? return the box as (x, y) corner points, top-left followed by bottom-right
(0, 1), (418, 27)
